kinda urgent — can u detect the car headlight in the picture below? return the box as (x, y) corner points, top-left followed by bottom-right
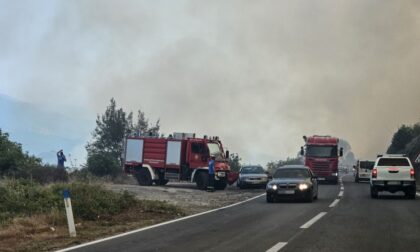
(268, 184), (278, 190)
(298, 183), (309, 191)
(332, 173), (338, 176)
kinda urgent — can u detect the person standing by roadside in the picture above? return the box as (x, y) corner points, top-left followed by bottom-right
(207, 155), (215, 192)
(57, 150), (67, 169)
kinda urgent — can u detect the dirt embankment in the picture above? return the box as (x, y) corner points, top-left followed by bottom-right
(107, 180), (265, 215)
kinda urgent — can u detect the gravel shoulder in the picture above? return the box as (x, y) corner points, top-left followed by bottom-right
(106, 178), (266, 215)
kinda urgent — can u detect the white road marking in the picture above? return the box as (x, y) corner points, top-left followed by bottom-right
(266, 242), (288, 252)
(329, 199), (340, 208)
(340, 187), (344, 190)
(55, 193), (266, 252)
(338, 191), (344, 197)
(300, 212), (327, 229)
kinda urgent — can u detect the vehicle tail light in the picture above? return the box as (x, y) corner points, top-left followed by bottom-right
(410, 168), (415, 179)
(372, 168), (377, 179)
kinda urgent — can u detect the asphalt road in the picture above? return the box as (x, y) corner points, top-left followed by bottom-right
(63, 174), (420, 252)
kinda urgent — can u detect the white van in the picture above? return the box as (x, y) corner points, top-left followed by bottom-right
(354, 160), (374, 182)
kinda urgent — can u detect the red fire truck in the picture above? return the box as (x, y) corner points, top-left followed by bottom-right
(123, 133), (232, 190)
(300, 135), (343, 184)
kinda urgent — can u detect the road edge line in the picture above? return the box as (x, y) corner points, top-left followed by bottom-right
(300, 212), (327, 229)
(329, 199), (340, 208)
(266, 242), (288, 252)
(55, 193), (266, 252)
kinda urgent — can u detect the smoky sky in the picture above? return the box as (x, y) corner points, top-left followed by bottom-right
(1, 0), (420, 164)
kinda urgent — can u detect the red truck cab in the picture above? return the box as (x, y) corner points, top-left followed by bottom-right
(300, 135), (343, 184)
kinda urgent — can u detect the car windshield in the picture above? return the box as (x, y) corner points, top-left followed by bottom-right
(306, 145), (338, 158)
(273, 168), (310, 179)
(207, 143), (223, 159)
(360, 161), (374, 170)
(241, 166), (265, 174)
(377, 158), (410, 166)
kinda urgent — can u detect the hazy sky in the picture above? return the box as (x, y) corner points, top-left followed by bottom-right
(1, 0), (420, 165)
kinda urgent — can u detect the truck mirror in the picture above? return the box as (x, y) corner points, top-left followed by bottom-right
(339, 147), (344, 157)
(226, 150), (230, 158)
(300, 146), (304, 156)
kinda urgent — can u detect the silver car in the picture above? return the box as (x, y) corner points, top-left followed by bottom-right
(237, 165), (269, 189)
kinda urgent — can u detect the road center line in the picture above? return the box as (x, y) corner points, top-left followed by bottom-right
(338, 191), (344, 197)
(329, 199), (340, 208)
(266, 242), (288, 252)
(56, 193), (266, 252)
(300, 212), (327, 229)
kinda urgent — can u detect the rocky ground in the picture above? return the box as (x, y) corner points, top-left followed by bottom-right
(106, 178), (266, 215)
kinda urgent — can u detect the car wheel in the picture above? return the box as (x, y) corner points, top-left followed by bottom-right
(314, 192), (318, 200)
(370, 186), (378, 199)
(266, 193), (274, 203)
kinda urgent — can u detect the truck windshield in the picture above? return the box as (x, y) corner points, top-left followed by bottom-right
(207, 143), (223, 159)
(306, 145), (337, 158)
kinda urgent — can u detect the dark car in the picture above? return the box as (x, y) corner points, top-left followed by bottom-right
(266, 165), (318, 203)
(237, 165), (269, 189)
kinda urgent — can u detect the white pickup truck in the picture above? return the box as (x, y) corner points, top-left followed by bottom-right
(370, 155), (416, 199)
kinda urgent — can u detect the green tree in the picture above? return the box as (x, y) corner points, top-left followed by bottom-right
(86, 152), (121, 177)
(86, 98), (128, 177)
(387, 125), (414, 154)
(228, 153), (241, 172)
(0, 129), (41, 176)
(404, 136), (420, 161)
(386, 122), (420, 165)
(133, 110), (160, 136)
(86, 99), (161, 177)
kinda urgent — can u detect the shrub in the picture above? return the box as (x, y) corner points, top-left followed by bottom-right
(86, 152), (121, 178)
(0, 180), (137, 224)
(14, 165), (69, 184)
(50, 183), (138, 220)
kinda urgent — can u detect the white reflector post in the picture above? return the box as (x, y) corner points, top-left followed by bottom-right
(63, 189), (77, 237)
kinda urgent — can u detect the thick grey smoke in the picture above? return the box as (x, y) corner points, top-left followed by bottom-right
(2, 0), (420, 164)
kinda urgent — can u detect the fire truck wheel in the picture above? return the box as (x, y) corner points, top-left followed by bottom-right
(136, 168), (153, 186)
(196, 172), (209, 190)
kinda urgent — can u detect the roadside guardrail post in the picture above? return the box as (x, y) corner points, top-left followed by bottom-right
(63, 189), (77, 237)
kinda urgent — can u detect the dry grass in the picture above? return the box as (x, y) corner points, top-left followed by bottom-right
(0, 206), (183, 252)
